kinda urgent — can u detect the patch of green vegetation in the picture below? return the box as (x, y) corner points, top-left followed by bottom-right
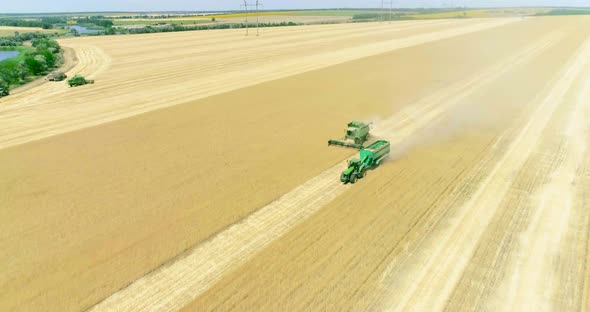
(113, 19), (210, 26)
(0, 37), (63, 95)
(0, 32), (58, 46)
(539, 9), (590, 16)
(75, 16), (114, 28)
(120, 21), (300, 34)
(0, 18), (54, 29)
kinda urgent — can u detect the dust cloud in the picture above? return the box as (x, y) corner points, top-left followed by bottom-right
(370, 95), (504, 162)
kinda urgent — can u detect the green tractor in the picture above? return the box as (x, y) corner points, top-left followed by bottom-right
(341, 140), (390, 184)
(329, 121), (371, 149)
(0, 81), (9, 97)
(68, 75), (94, 87)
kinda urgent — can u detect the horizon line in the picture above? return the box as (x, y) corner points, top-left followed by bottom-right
(1, 6), (589, 15)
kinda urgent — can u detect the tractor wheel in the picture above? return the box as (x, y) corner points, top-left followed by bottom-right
(350, 174), (358, 184)
(359, 169), (367, 179)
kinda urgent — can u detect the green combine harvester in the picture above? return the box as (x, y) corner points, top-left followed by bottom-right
(340, 140), (390, 184)
(328, 121), (371, 149)
(68, 75), (94, 87)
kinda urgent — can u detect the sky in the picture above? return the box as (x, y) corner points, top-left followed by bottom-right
(1, 0), (589, 13)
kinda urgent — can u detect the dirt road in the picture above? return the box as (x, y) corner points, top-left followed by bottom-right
(1, 16), (590, 311)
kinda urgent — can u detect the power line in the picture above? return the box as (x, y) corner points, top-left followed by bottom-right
(241, 0), (263, 36)
(382, 0), (394, 23)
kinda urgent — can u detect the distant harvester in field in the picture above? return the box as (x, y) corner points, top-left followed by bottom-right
(67, 75), (94, 87)
(46, 71), (67, 82)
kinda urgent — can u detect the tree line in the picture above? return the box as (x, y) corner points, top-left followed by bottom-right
(0, 32), (58, 46)
(74, 16), (114, 28)
(0, 17), (63, 29)
(120, 21), (300, 34)
(0, 34), (63, 96)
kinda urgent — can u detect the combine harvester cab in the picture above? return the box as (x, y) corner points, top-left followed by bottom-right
(341, 140), (390, 184)
(329, 121), (371, 149)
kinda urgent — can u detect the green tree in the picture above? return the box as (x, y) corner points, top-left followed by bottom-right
(104, 27), (116, 35)
(0, 60), (23, 85)
(0, 79), (9, 97)
(24, 54), (47, 75)
(32, 38), (61, 53)
(38, 49), (56, 68)
(16, 63), (29, 81)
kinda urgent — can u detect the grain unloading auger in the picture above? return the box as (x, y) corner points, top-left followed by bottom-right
(340, 140), (390, 184)
(328, 121), (371, 149)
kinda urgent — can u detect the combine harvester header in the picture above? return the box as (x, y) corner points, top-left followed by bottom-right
(328, 121), (371, 149)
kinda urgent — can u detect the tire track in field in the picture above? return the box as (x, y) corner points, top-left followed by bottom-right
(89, 29), (561, 312)
(0, 19), (500, 141)
(497, 57), (590, 312)
(442, 42), (590, 311)
(0, 18), (516, 150)
(110, 19), (455, 71)
(107, 19), (449, 61)
(0, 20), (466, 125)
(581, 140), (590, 312)
(377, 35), (590, 312)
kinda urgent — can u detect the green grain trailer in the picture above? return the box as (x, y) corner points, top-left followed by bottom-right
(328, 121), (371, 149)
(340, 140), (390, 184)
